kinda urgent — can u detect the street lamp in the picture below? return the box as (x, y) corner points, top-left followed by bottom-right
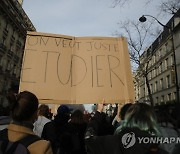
(139, 15), (168, 28)
(139, 15), (179, 107)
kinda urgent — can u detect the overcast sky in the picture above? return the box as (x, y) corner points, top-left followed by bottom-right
(22, 0), (171, 37)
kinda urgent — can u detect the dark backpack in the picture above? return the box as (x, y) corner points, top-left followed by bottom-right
(0, 129), (41, 154)
(70, 132), (81, 152)
(58, 131), (81, 154)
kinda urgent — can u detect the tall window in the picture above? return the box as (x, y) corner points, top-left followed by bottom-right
(160, 78), (164, 90)
(150, 84), (153, 93)
(170, 55), (174, 65)
(153, 69), (156, 77)
(149, 71), (152, 80)
(149, 58), (152, 67)
(159, 49), (162, 58)
(166, 75), (170, 88)
(165, 43), (168, 53)
(156, 97), (159, 103)
(155, 81), (158, 92)
(159, 62), (163, 73)
(168, 93), (171, 101)
(171, 67), (175, 84)
(153, 55), (156, 64)
(151, 71), (153, 78)
(161, 95), (164, 102)
(156, 67), (158, 76)
(155, 53), (158, 63)
(165, 58), (168, 70)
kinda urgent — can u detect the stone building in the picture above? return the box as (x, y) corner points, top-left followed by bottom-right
(137, 10), (180, 105)
(0, 0), (35, 106)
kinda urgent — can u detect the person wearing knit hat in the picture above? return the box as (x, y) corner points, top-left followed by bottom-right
(57, 105), (70, 115)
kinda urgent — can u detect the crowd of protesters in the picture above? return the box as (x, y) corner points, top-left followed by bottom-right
(0, 90), (180, 154)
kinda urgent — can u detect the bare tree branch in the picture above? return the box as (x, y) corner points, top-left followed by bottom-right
(160, 0), (180, 17)
(112, 0), (131, 8)
(115, 19), (158, 105)
(112, 0), (179, 105)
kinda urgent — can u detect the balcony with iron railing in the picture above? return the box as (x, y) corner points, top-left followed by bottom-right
(16, 40), (22, 48)
(10, 35), (15, 44)
(7, 49), (14, 58)
(0, 43), (7, 54)
(3, 28), (9, 38)
(14, 55), (19, 63)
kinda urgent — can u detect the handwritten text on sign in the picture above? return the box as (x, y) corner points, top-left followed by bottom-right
(19, 32), (135, 104)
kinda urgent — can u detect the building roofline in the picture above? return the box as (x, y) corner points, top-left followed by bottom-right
(141, 9), (180, 58)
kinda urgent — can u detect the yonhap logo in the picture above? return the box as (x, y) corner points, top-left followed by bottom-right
(122, 132), (136, 148)
(122, 132), (180, 149)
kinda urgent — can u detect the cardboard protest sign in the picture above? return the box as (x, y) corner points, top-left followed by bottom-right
(19, 31), (135, 104)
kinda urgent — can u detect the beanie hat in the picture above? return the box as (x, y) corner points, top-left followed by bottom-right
(57, 105), (70, 115)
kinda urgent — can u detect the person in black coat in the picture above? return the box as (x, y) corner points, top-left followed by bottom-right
(65, 109), (87, 154)
(42, 105), (71, 154)
(85, 102), (169, 154)
(172, 144), (180, 154)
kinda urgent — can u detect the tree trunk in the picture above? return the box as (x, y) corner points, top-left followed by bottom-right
(145, 75), (154, 107)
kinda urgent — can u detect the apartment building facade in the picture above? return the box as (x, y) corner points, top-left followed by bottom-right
(137, 11), (180, 105)
(0, 0), (35, 106)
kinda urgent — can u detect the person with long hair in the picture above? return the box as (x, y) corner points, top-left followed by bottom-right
(85, 101), (168, 154)
(115, 103), (161, 136)
(65, 109), (87, 154)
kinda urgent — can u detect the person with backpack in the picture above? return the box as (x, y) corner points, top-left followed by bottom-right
(0, 91), (53, 154)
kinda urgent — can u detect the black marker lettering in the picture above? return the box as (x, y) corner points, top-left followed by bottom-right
(27, 36), (38, 46)
(69, 40), (76, 48)
(107, 55), (124, 87)
(71, 55), (87, 87)
(57, 54), (71, 85)
(94, 42), (101, 50)
(40, 37), (49, 45)
(91, 56), (94, 87)
(87, 42), (93, 51)
(62, 39), (67, 48)
(75, 41), (81, 50)
(42, 51), (59, 82)
(114, 44), (119, 52)
(21, 49), (36, 83)
(101, 43), (107, 50)
(55, 38), (62, 46)
(96, 55), (105, 87)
